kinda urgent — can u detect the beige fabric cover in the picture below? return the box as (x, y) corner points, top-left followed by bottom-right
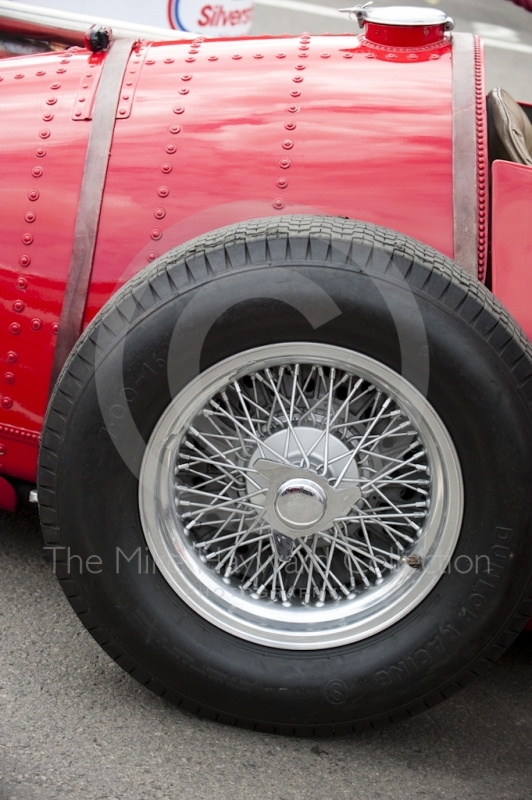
(487, 87), (532, 166)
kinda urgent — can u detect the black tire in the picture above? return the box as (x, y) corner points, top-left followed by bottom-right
(39, 216), (532, 735)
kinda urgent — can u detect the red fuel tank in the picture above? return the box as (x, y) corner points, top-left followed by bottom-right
(0, 28), (486, 482)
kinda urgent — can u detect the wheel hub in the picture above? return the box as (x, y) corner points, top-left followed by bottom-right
(275, 478), (327, 528)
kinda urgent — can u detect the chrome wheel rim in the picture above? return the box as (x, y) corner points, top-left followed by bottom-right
(139, 343), (463, 650)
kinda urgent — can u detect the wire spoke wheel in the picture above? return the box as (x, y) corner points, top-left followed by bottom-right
(139, 343), (463, 649)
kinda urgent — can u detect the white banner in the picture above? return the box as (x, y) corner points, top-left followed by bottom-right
(4, 0), (253, 35)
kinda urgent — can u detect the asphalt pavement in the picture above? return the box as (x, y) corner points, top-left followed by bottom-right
(2, 1), (532, 799)
(1, 507), (532, 799)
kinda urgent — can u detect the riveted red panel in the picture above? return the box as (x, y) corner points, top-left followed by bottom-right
(86, 33), (454, 317)
(0, 34), (456, 483)
(0, 48), (91, 480)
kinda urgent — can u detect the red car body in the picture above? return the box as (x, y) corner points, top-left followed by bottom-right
(2, 3), (532, 731)
(4, 18), (525, 505)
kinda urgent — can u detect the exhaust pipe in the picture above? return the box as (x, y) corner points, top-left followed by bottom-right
(0, 0), (195, 48)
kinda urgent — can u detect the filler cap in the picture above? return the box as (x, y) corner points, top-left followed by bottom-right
(340, 3), (454, 47)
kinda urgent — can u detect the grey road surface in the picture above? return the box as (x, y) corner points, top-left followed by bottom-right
(1, 508), (532, 799)
(2, 1), (532, 799)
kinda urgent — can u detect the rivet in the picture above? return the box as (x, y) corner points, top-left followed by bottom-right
(181, 74), (192, 81)
(208, 56), (218, 61)
(279, 158), (291, 169)
(78, 97), (86, 103)
(298, 53), (308, 58)
(16, 277), (27, 289)
(14, 73), (24, 79)
(276, 53), (286, 59)
(295, 64), (305, 70)
(164, 58), (174, 64)
(166, 144), (177, 154)
(147, 251), (158, 262)
(50, 82), (61, 89)
(292, 76), (303, 83)
(287, 105), (299, 113)
(282, 139), (294, 150)
(0, 76), (3, 82)
(151, 229), (162, 240)
(169, 124), (181, 134)
(118, 109), (127, 116)
(277, 177), (288, 188)
(173, 106), (185, 114)
(320, 53), (331, 58)
(22, 234), (33, 245)
(125, 80), (133, 86)
(185, 57), (196, 62)
(253, 54), (263, 59)
(6, 352), (17, 363)
(9, 323), (20, 336)
(158, 186), (169, 197)
(13, 300), (25, 312)
(52, 323), (59, 334)
(365, 53), (375, 59)
(1, 397), (13, 410)
(122, 94), (130, 101)
(299, 45), (309, 51)
(74, 111), (82, 117)
(161, 162), (173, 173)
(407, 54), (418, 60)
(19, 255), (31, 267)
(189, 47), (200, 53)
(178, 88), (189, 95)
(28, 190), (39, 201)
(429, 54), (440, 60)
(273, 199), (285, 209)
(31, 318), (41, 331)
(46, 97), (58, 106)
(25, 212), (36, 223)
(154, 207), (166, 219)
(385, 53), (397, 60)
(146, 59), (155, 65)
(0, 444), (5, 455)
(290, 90), (301, 97)
(36, 146), (47, 158)
(4, 373), (14, 385)
(56, 67), (66, 74)
(36, 70), (46, 76)
(232, 54), (242, 60)
(343, 52), (353, 59)
(285, 121), (296, 130)
(39, 130), (51, 140)
(42, 113), (54, 122)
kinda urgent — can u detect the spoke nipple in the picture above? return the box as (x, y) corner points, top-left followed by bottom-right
(315, 600), (325, 607)
(282, 601), (292, 607)
(347, 591), (356, 599)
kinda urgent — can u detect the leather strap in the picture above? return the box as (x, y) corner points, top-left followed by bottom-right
(451, 33), (479, 278)
(50, 38), (134, 390)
